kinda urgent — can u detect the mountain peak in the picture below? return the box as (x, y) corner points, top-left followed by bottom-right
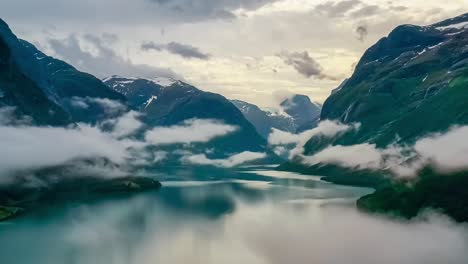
(103, 75), (182, 89)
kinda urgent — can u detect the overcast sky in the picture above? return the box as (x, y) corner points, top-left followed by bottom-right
(1, 0), (467, 107)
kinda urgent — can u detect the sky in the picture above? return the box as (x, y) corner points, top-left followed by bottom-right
(1, 0), (467, 107)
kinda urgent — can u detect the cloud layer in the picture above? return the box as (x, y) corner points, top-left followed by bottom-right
(182, 151), (267, 167)
(0, 107), (243, 181)
(145, 119), (238, 145)
(268, 120), (361, 158)
(301, 126), (468, 177)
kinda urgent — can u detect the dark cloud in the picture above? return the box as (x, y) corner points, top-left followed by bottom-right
(315, 0), (362, 18)
(141, 41), (211, 60)
(47, 34), (180, 79)
(356, 25), (368, 42)
(278, 51), (337, 80)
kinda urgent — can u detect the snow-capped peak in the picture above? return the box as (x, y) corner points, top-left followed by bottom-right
(103, 75), (179, 88)
(150, 77), (178, 87)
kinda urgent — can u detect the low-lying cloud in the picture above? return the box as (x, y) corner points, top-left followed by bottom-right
(145, 119), (238, 145)
(141, 41), (211, 60)
(0, 124), (143, 180)
(105, 111), (145, 138)
(182, 151), (266, 167)
(269, 120), (361, 158)
(0, 107), (242, 182)
(301, 126), (468, 177)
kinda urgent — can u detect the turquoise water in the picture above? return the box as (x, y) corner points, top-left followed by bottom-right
(0, 167), (467, 264)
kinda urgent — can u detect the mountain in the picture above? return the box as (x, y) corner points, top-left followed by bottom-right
(104, 76), (271, 156)
(0, 18), (126, 125)
(231, 100), (295, 138)
(316, 14), (468, 149)
(281, 13), (468, 221)
(231, 95), (322, 138)
(281, 94), (321, 133)
(0, 18), (163, 221)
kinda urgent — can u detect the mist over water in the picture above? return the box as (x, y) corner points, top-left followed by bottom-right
(0, 168), (467, 264)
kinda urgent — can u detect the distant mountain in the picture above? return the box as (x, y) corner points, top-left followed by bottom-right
(104, 76), (271, 156)
(231, 100), (295, 138)
(232, 95), (322, 138)
(0, 18), (125, 125)
(281, 94), (321, 133)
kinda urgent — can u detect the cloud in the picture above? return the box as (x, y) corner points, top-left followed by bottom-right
(350, 5), (380, 18)
(0, 123), (143, 181)
(315, 0), (362, 18)
(145, 119), (238, 145)
(0, 107), (245, 182)
(414, 126), (468, 173)
(182, 151), (266, 167)
(0, 107), (33, 126)
(141, 41), (211, 60)
(70, 97), (128, 115)
(301, 126), (468, 177)
(278, 51), (338, 80)
(268, 120), (361, 158)
(148, 0), (280, 21)
(47, 34), (180, 79)
(105, 111), (145, 138)
(356, 25), (369, 41)
(302, 143), (399, 169)
(153, 151), (169, 163)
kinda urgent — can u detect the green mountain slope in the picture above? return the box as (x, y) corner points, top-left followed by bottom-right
(280, 13), (468, 221)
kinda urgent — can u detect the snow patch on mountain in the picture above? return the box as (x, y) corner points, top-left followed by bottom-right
(436, 21), (468, 31)
(144, 96), (158, 109)
(103, 75), (179, 88)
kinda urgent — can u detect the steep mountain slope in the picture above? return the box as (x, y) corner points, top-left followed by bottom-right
(232, 95), (322, 138)
(0, 18), (125, 125)
(285, 13), (468, 222)
(104, 76), (270, 155)
(314, 14), (468, 151)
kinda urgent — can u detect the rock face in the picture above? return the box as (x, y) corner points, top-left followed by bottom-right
(280, 95), (321, 133)
(231, 100), (295, 138)
(314, 13), (468, 151)
(231, 95), (322, 139)
(0, 18), (125, 125)
(104, 76), (270, 155)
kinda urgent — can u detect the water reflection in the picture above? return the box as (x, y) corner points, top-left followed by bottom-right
(0, 168), (467, 264)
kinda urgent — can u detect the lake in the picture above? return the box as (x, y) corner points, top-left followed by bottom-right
(0, 166), (467, 264)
